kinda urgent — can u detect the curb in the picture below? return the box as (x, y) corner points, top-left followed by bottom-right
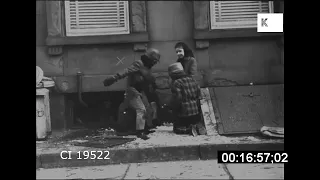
(37, 142), (284, 169)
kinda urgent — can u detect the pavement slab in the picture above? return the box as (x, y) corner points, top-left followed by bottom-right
(124, 160), (230, 179)
(36, 163), (129, 179)
(225, 163), (284, 179)
(36, 159), (285, 179)
(36, 160), (232, 179)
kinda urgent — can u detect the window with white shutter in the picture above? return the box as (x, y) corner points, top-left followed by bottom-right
(210, 1), (274, 29)
(65, 1), (130, 36)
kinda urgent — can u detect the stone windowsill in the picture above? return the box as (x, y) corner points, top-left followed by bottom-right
(46, 32), (149, 46)
(194, 29), (283, 40)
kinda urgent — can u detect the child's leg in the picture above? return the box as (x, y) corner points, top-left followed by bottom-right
(182, 115), (195, 127)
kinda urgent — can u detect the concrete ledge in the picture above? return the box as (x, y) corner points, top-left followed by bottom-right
(37, 142), (284, 169)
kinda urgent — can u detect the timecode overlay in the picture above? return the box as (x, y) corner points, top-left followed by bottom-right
(218, 151), (288, 164)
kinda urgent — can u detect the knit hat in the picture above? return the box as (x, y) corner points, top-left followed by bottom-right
(168, 63), (184, 74)
(145, 48), (160, 62)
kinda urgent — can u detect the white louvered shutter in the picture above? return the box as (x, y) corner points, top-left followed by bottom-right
(210, 1), (273, 29)
(65, 1), (130, 36)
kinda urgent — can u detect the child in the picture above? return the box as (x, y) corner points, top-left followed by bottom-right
(168, 63), (202, 136)
(103, 48), (160, 140)
(174, 42), (197, 77)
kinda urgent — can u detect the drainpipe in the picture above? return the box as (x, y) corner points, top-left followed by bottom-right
(77, 71), (88, 108)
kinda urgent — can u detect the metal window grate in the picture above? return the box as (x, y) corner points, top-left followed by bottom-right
(65, 1), (130, 36)
(210, 1), (274, 29)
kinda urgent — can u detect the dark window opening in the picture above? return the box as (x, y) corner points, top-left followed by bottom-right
(65, 91), (125, 130)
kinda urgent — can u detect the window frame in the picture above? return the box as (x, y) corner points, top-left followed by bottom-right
(64, 1), (130, 37)
(193, 1), (283, 43)
(210, 1), (274, 30)
(45, 1), (149, 46)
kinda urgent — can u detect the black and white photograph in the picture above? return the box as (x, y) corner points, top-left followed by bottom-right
(36, 0), (284, 179)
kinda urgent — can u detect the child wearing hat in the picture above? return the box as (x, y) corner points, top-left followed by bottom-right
(103, 48), (161, 140)
(168, 62), (202, 136)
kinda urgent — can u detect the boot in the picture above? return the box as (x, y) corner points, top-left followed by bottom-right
(136, 130), (149, 140)
(144, 123), (156, 134)
(196, 123), (207, 135)
(189, 125), (198, 137)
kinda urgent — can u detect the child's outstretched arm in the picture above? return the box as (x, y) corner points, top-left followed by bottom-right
(115, 60), (143, 80)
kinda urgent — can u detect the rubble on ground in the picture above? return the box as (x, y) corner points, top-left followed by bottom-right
(36, 125), (284, 155)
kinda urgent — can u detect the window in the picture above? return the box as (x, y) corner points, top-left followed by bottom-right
(64, 1), (130, 36)
(210, 1), (274, 29)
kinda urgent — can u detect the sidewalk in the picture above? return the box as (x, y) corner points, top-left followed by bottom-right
(36, 126), (284, 169)
(36, 159), (285, 179)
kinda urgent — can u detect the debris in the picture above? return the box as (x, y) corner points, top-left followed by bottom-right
(261, 126), (284, 138)
(70, 140), (88, 143)
(36, 66), (55, 88)
(104, 128), (116, 136)
(36, 66), (44, 86)
(37, 125), (284, 154)
(163, 123), (173, 126)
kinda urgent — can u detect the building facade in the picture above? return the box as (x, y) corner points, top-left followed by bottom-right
(36, 1), (284, 130)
